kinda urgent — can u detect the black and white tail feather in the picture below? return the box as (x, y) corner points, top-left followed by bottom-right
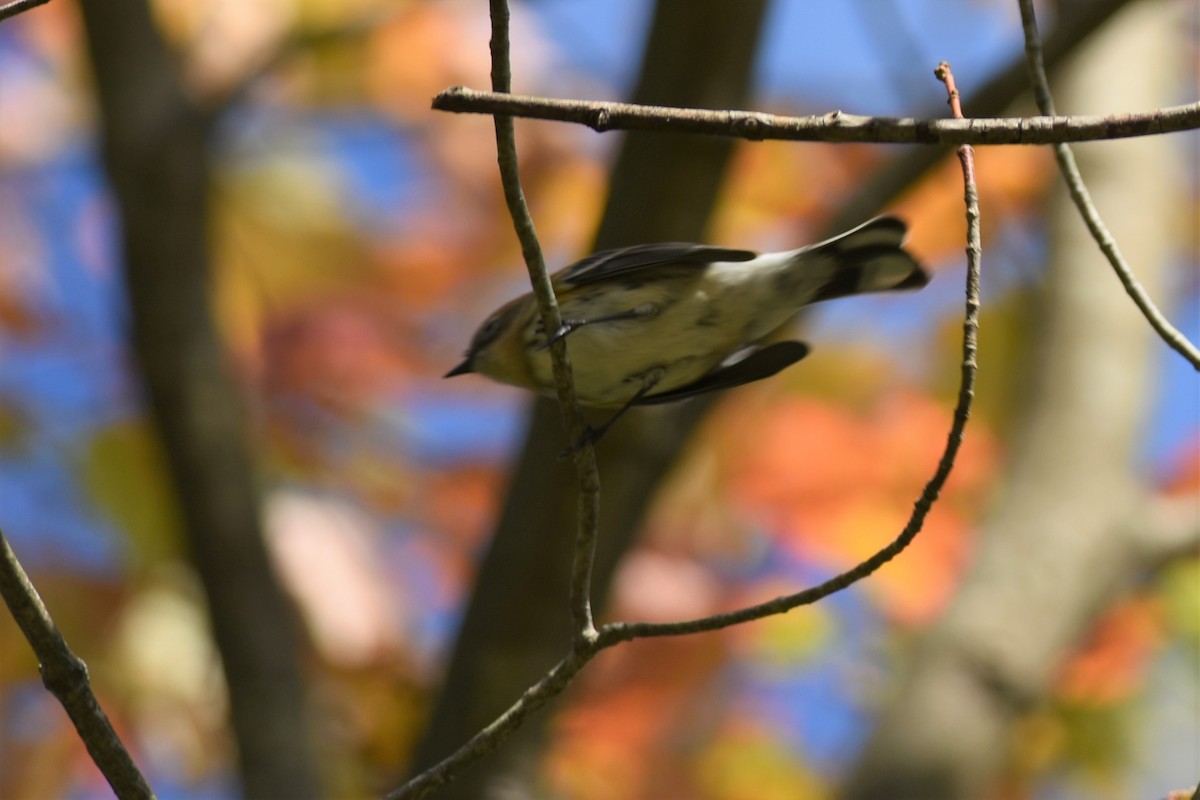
(632, 215), (928, 406)
(445, 216), (928, 452)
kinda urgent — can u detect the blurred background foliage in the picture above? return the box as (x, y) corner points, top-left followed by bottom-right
(0, 0), (1196, 798)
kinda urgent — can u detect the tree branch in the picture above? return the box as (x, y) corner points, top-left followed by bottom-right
(407, 2), (771, 791)
(596, 60), (982, 644)
(387, 649), (594, 800)
(390, 12), (605, 795)
(392, 57), (985, 799)
(485, 0), (600, 639)
(433, 86), (1200, 146)
(825, 0), (1137, 234)
(1017, 0), (1199, 370)
(841, 10), (1181, 792)
(79, 1), (320, 795)
(0, 0), (51, 23)
(0, 528), (155, 799)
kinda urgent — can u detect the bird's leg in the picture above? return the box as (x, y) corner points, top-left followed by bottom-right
(537, 303), (659, 350)
(559, 367), (666, 458)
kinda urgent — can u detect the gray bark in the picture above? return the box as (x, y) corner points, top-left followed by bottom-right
(408, 3), (769, 797)
(79, 2), (319, 797)
(841, 3), (1181, 798)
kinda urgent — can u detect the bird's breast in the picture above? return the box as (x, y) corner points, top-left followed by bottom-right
(522, 271), (779, 407)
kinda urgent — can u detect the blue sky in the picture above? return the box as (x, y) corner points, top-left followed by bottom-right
(526, 0), (1025, 113)
(1, 0), (1195, 573)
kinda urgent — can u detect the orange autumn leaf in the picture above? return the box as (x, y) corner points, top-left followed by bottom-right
(424, 464), (506, 552)
(0, 292), (42, 338)
(548, 636), (726, 800)
(894, 145), (1054, 265)
(724, 391), (995, 621)
(727, 390), (995, 514)
(364, 6), (493, 122)
(261, 300), (418, 413)
(1055, 596), (1165, 706)
(1161, 437), (1200, 496)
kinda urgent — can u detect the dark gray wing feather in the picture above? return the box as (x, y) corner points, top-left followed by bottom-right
(558, 242), (756, 287)
(634, 341), (810, 406)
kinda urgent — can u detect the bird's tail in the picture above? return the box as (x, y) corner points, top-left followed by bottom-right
(798, 216), (929, 303)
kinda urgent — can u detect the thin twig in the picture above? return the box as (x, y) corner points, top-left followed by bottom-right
(387, 647), (596, 800)
(485, 0), (600, 639)
(0, 0), (50, 23)
(433, 86), (1200, 146)
(1017, 0), (1199, 370)
(0, 528), (156, 799)
(825, 0), (1137, 234)
(594, 66), (981, 643)
(391, 60), (986, 798)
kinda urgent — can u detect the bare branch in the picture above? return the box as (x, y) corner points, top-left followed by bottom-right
(392, 58), (987, 798)
(826, 0), (1137, 234)
(433, 86), (1200, 146)
(1017, 0), (1200, 370)
(387, 648), (594, 800)
(484, 2), (600, 638)
(0, 528), (155, 799)
(80, 0), (320, 793)
(387, 27), (604, 796)
(597, 61), (982, 644)
(0, 0), (50, 23)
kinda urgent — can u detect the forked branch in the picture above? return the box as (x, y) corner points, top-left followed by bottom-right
(396, 17), (984, 798)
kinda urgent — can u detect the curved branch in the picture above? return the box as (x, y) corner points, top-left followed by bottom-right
(1017, 0), (1199, 369)
(393, 58), (986, 800)
(433, 86), (1200, 146)
(598, 60), (982, 645)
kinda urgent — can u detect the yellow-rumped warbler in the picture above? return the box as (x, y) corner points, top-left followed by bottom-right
(446, 216), (928, 438)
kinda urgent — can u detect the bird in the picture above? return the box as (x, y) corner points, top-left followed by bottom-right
(445, 216), (928, 444)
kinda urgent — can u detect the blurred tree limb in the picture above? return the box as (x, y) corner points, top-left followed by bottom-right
(414, 2), (1155, 797)
(841, 3), (1193, 797)
(0, 6), (147, 799)
(0, 527), (154, 799)
(408, 3), (770, 797)
(78, 1), (319, 798)
(0, 0), (49, 23)
(400, 12), (991, 800)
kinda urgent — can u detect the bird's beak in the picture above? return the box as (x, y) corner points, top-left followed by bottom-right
(444, 357), (474, 378)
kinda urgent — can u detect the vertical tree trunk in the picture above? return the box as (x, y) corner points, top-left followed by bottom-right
(840, 3), (1178, 798)
(409, 3), (768, 797)
(80, 2), (319, 797)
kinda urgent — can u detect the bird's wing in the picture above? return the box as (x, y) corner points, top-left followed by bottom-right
(557, 242), (756, 287)
(634, 341), (810, 406)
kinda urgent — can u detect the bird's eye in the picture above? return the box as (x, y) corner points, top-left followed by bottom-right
(474, 315), (503, 347)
